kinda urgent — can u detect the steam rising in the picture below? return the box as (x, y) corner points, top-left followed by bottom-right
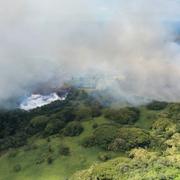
(1, 0), (180, 106)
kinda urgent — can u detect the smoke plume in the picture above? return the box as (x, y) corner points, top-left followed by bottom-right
(1, 0), (180, 106)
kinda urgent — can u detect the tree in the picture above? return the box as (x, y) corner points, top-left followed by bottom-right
(30, 115), (49, 132)
(75, 106), (92, 120)
(44, 119), (65, 136)
(63, 121), (84, 136)
(104, 107), (140, 124)
(59, 144), (70, 156)
(146, 101), (168, 110)
(92, 125), (119, 149)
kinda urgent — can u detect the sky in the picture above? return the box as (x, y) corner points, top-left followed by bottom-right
(1, 0), (180, 107)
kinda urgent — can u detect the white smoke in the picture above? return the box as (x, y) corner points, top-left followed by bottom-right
(0, 0), (180, 106)
(20, 93), (66, 110)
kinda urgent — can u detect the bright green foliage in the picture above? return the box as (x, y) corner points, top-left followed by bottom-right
(165, 133), (180, 154)
(109, 127), (151, 151)
(83, 125), (151, 151)
(71, 148), (180, 180)
(92, 125), (119, 149)
(152, 118), (177, 134)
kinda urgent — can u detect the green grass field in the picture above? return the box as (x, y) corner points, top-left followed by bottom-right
(0, 116), (123, 180)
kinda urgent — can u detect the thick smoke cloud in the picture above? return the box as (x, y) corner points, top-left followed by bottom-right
(0, 0), (180, 106)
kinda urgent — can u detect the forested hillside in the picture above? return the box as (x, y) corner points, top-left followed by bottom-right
(0, 89), (179, 180)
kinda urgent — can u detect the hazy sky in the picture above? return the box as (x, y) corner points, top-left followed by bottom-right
(1, 0), (180, 106)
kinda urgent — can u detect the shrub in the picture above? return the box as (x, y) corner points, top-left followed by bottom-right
(23, 144), (38, 151)
(104, 107), (140, 124)
(108, 138), (127, 151)
(158, 175), (170, 180)
(48, 145), (53, 153)
(98, 153), (111, 162)
(0, 133), (27, 151)
(75, 106), (92, 120)
(56, 107), (76, 122)
(30, 115), (49, 133)
(35, 156), (45, 165)
(108, 127), (151, 151)
(128, 148), (156, 160)
(13, 164), (21, 172)
(59, 144), (70, 156)
(47, 156), (53, 164)
(81, 136), (95, 148)
(87, 124), (150, 152)
(166, 103), (180, 120)
(146, 101), (168, 110)
(44, 120), (65, 136)
(93, 125), (119, 149)
(90, 101), (102, 117)
(165, 133), (180, 151)
(63, 121), (84, 137)
(92, 123), (98, 129)
(152, 118), (177, 134)
(0, 110), (29, 138)
(8, 150), (18, 158)
(115, 127), (151, 150)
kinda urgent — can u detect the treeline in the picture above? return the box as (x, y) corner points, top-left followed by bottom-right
(1, 87), (179, 154)
(0, 88), (102, 151)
